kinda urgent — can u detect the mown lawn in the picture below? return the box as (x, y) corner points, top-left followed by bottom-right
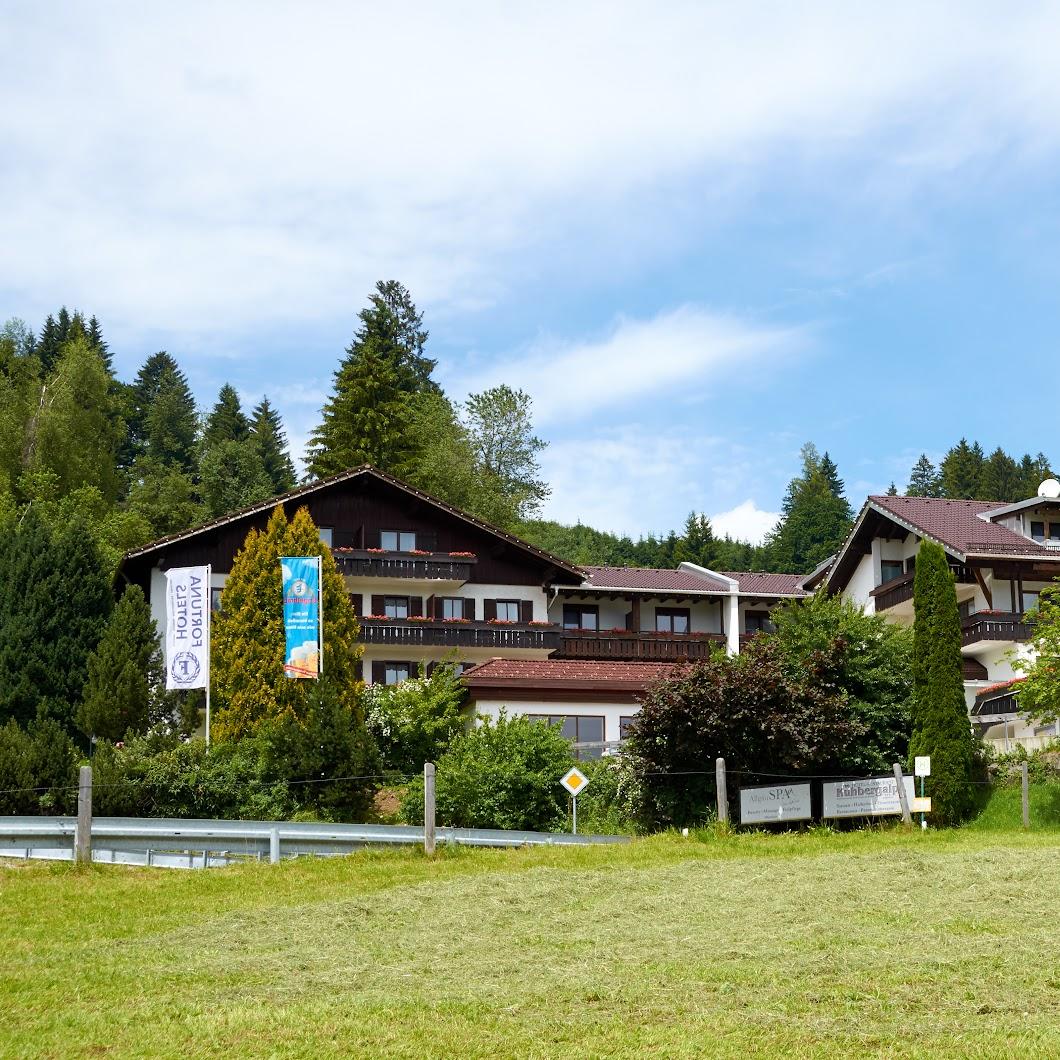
(3, 797), (1060, 1058)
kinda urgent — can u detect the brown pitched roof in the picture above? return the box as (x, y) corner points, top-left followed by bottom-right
(718, 572), (807, 596)
(868, 495), (1057, 559)
(582, 566), (732, 592)
(462, 657), (678, 692)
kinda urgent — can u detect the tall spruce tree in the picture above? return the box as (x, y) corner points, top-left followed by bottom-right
(250, 397), (297, 493)
(125, 352), (198, 473)
(940, 438), (984, 499)
(76, 585), (168, 741)
(907, 454), (942, 497)
(909, 540), (975, 825)
(673, 513), (717, 568)
(203, 383), (251, 445)
(0, 509), (112, 732)
(1018, 452), (1052, 498)
(980, 447), (1022, 502)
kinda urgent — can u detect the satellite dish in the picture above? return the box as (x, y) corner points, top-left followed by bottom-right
(1038, 479), (1060, 499)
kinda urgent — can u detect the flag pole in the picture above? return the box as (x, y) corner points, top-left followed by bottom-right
(205, 562), (212, 748)
(317, 554), (324, 675)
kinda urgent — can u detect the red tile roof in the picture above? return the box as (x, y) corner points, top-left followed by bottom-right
(462, 658), (678, 690)
(718, 572), (807, 596)
(869, 495), (1057, 559)
(581, 566), (731, 592)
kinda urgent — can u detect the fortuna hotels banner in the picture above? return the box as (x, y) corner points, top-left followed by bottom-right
(282, 556), (322, 679)
(164, 566), (210, 690)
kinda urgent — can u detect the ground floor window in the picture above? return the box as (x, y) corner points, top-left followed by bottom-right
(619, 715), (637, 740)
(527, 714), (606, 758)
(744, 610), (775, 634)
(383, 662), (411, 685)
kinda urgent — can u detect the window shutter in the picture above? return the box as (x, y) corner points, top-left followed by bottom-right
(371, 661), (386, 684)
(371, 595), (384, 617)
(519, 600), (533, 624)
(427, 595), (436, 620)
(463, 597), (475, 621)
(483, 599), (496, 621)
(409, 596), (423, 617)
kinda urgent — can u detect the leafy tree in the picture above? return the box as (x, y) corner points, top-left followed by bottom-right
(203, 383), (251, 446)
(250, 397), (297, 493)
(771, 592), (913, 773)
(363, 662), (468, 775)
(400, 712), (575, 831)
(628, 636), (858, 827)
(76, 585), (169, 742)
(909, 540), (975, 825)
(198, 439), (273, 518)
(940, 438), (985, 500)
(212, 505), (367, 743)
(907, 454), (942, 497)
(765, 443), (853, 573)
(1014, 585), (1060, 722)
(126, 460), (205, 537)
(0, 508), (112, 732)
(463, 385), (549, 520)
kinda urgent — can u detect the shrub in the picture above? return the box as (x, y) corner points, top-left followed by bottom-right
(400, 712), (575, 831)
(362, 662), (468, 776)
(571, 755), (648, 835)
(0, 716), (79, 815)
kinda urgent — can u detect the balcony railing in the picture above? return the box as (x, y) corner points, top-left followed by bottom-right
(358, 619), (560, 651)
(961, 611), (1033, 647)
(332, 549), (475, 582)
(556, 629), (725, 661)
(872, 565), (976, 612)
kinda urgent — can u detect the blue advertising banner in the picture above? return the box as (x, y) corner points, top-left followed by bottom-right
(281, 556), (322, 679)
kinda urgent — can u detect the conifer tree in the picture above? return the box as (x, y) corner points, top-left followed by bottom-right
(125, 352), (198, 473)
(1018, 453), (1052, 498)
(251, 397), (297, 493)
(980, 447), (1022, 502)
(199, 440), (273, 518)
(0, 509), (112, 731)
(212, 506), (370, 748)
(76, 585), (168, 741)
(909, 540), (975, 825)
(203, 383), (251, 445)
(907, 454), (942, 497)
(940, 438), (984, 499)
(673, 513), (717, 568)
(886, 481), (898, 496)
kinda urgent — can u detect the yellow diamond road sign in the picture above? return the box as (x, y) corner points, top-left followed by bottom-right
(561, 767), (589, 796)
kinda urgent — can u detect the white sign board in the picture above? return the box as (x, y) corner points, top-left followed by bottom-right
(914, 756), (931, 777)
(740, 783), (812, 824)
(560, 768), (589, 797)
(822, 776), (916, 819)
(164, 566), (210, 690)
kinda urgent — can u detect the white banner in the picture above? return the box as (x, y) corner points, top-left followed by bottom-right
(822, 776), (915, 819)
(740, 783), (812, 824)
(165, 566), (210, 690)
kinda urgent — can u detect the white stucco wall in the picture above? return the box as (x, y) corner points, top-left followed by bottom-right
(845, 554), (877, 612)
(471, 696), (639, 744)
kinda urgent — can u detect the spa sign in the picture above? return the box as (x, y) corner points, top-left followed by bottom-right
(739, 783), (812, 824)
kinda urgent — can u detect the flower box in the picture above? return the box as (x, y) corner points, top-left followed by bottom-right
(528, 620), (554, 627)
(449, 551), (475, 558)
(366, 548), (386, 554)
(441, 617), (472, 624)
(408, 549), (432, 556)
(360, 614), (390, 621)
(487, 619), (517, 625)
(407, 615), (430, 622)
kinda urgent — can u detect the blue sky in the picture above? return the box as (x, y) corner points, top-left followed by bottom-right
(3, 3), (1060, 541)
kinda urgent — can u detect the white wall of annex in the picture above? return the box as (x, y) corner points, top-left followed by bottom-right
(471, 697), (639, 744)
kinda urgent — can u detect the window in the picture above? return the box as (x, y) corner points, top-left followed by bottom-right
(620, 716), (637, 740)
(495, 600), (520, 623)
(527, 714), (606, 759)
(745, 610), (775, 634)
(210, 587), (223, 612)
(655, 608), (690, 634)
(958, 599), (974, 620)
(440, 597), (465, 620)
(562, 604), (599, 630)
(384, 596), (409, 620)
(383, 662), (411, 686)
(380, 530), (417, 552)
(318, 527), (334, 547)
(880, 559), (904, 583)
(1023, 591), (1040, 615)
(1032, 521), (1046, 542)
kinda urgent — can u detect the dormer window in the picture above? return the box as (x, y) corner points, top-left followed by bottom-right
(1030, 520), (1060, 544)
(880, 560), (904, 584)
(1031, 521), (1045, 542)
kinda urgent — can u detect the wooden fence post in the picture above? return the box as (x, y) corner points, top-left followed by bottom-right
(715, 757), (729, 825)
(75, 765), (92, 865)
(424, 762), (436, 855)
(1022, 762), (1030, 829)
(892, 763), (912, 827)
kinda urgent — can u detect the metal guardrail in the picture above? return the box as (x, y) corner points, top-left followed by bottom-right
(0, 816), (629, 869)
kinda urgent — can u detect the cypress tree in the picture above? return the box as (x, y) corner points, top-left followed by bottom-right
(76, 585), (168, 741)
(907, 454), (942, 497)
(203, 383), (251, 446)
(250, 397), (297, 493)
(0, 509), (112, 732)
(909, 540), (975, 825)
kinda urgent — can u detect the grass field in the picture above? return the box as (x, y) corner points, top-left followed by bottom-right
(4, 793), (1060, 1058)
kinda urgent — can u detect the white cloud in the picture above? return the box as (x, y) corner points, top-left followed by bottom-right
(710, 501), (780, 546)
(449, 306), (808, 423)
(5, 3), (1060, 339)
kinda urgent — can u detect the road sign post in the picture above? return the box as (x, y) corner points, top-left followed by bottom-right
(560, 767), (589, 834)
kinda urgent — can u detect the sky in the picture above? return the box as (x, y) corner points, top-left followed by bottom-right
(3, 3), (1060, 543)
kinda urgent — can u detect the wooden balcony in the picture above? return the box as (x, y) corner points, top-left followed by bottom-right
(961, 611), (1033, 647)
(332, 549), (475, 582)
(872, 565), (976, 612)
(556, 629), (725, 661)
(358, 618), (560, 651)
